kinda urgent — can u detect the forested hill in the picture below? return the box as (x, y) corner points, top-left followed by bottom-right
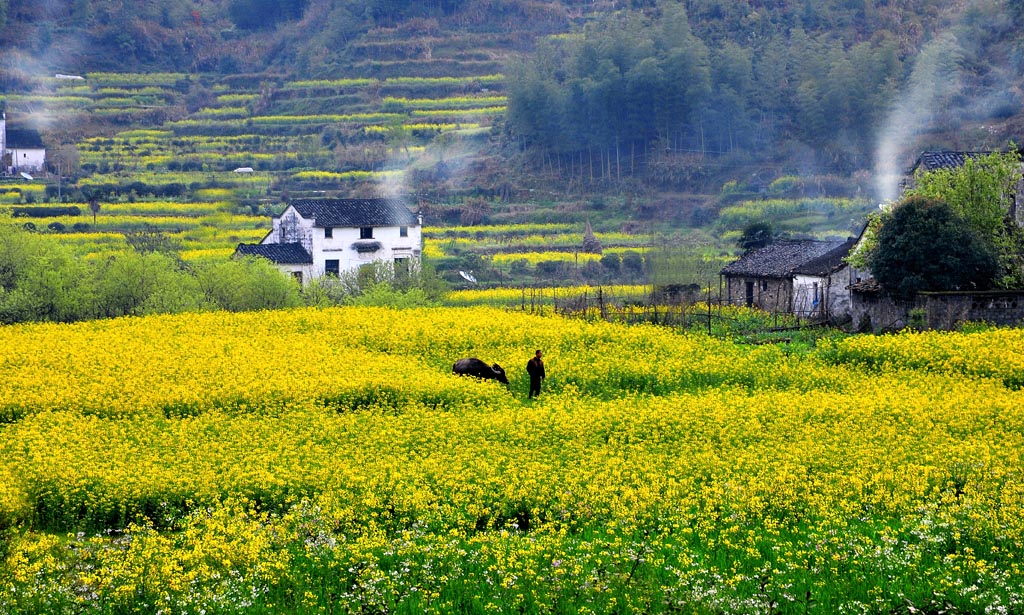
(2, 0), (1023, 196)
(0, 0), (581, 76)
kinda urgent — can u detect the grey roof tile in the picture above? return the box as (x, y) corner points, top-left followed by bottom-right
(286, 198), (418, 227)
(235, 242), (312, 264)
(792, 238), (858, 276)
(910, 151), (991, 173)
(721, 239), (847, 278)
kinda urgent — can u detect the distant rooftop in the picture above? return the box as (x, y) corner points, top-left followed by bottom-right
(285, 198), (418, 227)
(909, 151), (992, 174)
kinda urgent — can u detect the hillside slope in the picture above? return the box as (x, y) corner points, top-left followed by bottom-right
(2, 0), (1023, 211)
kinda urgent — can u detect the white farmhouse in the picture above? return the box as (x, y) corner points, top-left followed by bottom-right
(1, 112), (47, 175)
(235, 197), (422, 284)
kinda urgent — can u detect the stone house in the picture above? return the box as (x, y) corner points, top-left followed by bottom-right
(235, 197), (422, 285)
(720, 239), (861, 320)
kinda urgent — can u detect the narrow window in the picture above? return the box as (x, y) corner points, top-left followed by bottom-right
(360, 227), (373, 239)
(292, 271), (303, 285)
(325, 259), (339, 277)
(399, 226), (408, 238)
(324, 227), (333, 238)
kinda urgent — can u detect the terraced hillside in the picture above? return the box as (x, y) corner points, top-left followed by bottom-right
(0, 2), (880, 292)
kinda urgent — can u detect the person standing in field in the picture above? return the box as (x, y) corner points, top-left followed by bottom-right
(527, 349), (545, 398)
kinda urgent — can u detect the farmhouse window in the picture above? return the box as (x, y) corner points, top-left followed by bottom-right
(761, 281), (769, 291)
(360, 227), (373, 239)
(324, 227), (333, 238)
(292, 271), (303, 285)
(400, 226), (408, 238)
(325, 259), (339, 277)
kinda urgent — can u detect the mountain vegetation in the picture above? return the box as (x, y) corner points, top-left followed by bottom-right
(3, 0), (1022, 199)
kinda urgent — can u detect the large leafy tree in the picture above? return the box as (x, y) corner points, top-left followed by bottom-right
(869, 196), (998, 299)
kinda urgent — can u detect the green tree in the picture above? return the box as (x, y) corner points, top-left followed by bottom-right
(196, 257), (302, 312)
(737, 221), (775, 251)
(869, 197), (998, 299)
(88, 251), (199, 319)
(0, 220), (39, 292)
(905, 149), (1024, 287)
(0, 221), (93, 323)
(0, 244), (90, 323)
(621, 251), (645, 279)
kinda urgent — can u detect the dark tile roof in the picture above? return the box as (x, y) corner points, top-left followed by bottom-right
(792, 237), (858, 276)
(910, 151), (991, 174)
(286, 198), (418, 227)
(235, 242), (312, 264)
(4, 128), (45, 148)
(721, 239), (847, 278)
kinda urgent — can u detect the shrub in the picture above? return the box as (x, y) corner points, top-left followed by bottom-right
(768, 175), (804, 196)
(870, 197), (998, 299)
(600, 253), (621, 273)
(12, 206), (82, 218)
(621, 251), (644, 276)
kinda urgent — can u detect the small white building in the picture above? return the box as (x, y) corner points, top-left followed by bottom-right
(1, 112), (46, 175)
(235, 197), (422, 285)
(791, 237), (862, 320)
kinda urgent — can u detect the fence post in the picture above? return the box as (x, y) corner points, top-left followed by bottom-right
(707, 287), (712, 336)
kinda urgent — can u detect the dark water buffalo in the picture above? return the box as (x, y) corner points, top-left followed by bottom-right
(453, 358), (509, 384)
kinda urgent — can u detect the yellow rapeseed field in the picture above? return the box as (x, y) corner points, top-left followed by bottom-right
(1, 307), (1022, 613)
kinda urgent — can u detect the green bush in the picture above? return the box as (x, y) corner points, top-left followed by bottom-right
(11, 206), (82, 218)
(768, 175), (804, 196)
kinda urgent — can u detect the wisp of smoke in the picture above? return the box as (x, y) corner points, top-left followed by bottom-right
(874, 32), (965, 203)
(874, 1), (1021, 203)
(379, 132), (482, 200)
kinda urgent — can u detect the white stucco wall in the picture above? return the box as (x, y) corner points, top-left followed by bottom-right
(276, 263), (314, 285)
(6, 148), (46, 173)
(793, 265), (859, 320)
(311, 223), (422, 276)
(262, 205), (422, 280)
(792, 274), (827, 317)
